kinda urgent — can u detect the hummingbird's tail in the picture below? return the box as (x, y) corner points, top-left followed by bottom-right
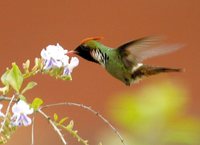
(131, 65), (183, 80)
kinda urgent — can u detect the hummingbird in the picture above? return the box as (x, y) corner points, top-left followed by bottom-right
(69, 36), (183, 86)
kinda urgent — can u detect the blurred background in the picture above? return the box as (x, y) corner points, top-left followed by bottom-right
(0, 0), (200, 145)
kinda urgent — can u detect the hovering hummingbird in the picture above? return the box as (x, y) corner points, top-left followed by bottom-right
(68, 36), (183, 86)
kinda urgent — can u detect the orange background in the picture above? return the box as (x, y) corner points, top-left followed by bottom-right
(0, 0), (199, 145)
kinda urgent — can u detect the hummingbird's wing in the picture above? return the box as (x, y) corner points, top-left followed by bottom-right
(117, 36), (183, 67)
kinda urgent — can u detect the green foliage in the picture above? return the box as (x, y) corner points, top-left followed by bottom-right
(58, 117), (68, 125)
(54, 113), (59, 122)
(44, 68), (72, 81)
(1, 69), (10, 86)
(0, 50), (84, 145)
(1, 63), (23, 93)
(105, 80), (200, 145)
(31, 98), (43, 111)
(18, 94), (27, 101)
(0, 114), (17, 144)
(21, 81), (37, 94)
(23, 58), (43, 79)
(59, 75), (72, 81)
(54, 116), (88, 145)
(110, 81), (187, 129)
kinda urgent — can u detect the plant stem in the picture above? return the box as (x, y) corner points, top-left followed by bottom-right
(41, 102), (126, 145)
(37, 109), (67, 145)
(0, 96), (18, 102)
(0, 94), (16, 132)
(56, 122), (88, 145)
(31, 116), (35, 145)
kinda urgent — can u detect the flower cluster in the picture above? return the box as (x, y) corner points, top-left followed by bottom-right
(0, 43), (85, 144)
(41, 43), (79, 78)
(0, 100), (33, 127)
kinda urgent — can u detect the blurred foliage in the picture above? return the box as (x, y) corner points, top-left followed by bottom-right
(103, 80), (200, 145)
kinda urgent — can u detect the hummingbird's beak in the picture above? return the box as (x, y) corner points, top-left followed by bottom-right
(67, 50), (77, 56)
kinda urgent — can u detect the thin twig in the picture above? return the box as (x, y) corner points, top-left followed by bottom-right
(40, 102), (126, 145)
(0, 94), (16, 132)
(31, 116), (35, 145)
(0, 95), (18, 102)
(56, 122), (88, 145)
(37, 109), (67, 145)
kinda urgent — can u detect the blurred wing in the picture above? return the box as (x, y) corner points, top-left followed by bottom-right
(117, 36), (183, 67)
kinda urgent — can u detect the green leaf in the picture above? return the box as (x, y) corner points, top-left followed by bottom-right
(61, 75), (72, 81)
(54, 113), (58, 122)
(58, 117), (68, 125)
(1, 69), (10, 85)
(31, 98), (43, 111)
(66, 120), (74, 130)
(18, 94), (27, 101)
(5, 63), (23, 93)
(62, 120), (88, 145)
(21, 81), (37, 94)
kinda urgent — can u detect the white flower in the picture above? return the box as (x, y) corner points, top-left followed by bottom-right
(41, 43), (69, 70)
(0, 104), (5, 117)
(41, 43), (79, 76)
(63, 57), (79, 76)
(11, 100), (33, 127)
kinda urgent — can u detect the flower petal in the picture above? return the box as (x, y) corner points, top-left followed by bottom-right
(12, 103), (21, 114)
(68, 57), (79, 72)
(43, 59), (53, 70)
(25, 107), (34, 115)
(0, 104), (3, 110)
(22, 114), (32, 126)
(61, 55), (69, 66)
(17, 100), (30, 110)
(12, 100), (33, 115)
(41, 44), (71, 70)
(70, 57), (79, 67)
(41, 49), (48, 59)
(0, 104), (4, 117)
(0, 112), (4, 117)
(11, 114), (21, 126)
(63, 67), (70, 75)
